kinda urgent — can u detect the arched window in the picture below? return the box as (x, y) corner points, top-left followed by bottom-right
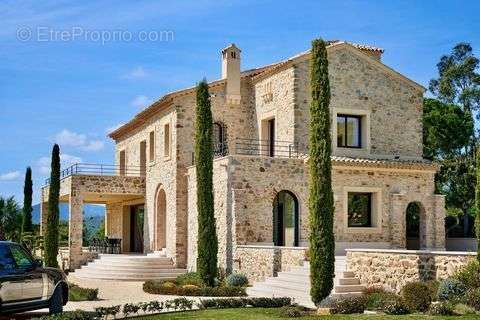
(213, 122), (227, 156)
(273, 190), (299, 247)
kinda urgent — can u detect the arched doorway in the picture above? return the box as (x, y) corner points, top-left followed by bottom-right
(273, 190), (299, 247)
(406, 202), (425, 250)
(155, 187), (167, 250)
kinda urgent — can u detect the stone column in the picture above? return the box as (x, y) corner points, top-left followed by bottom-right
(390, 193), (407, 248)
(434, 195), (446, 249)
(68, 189), (84, 269)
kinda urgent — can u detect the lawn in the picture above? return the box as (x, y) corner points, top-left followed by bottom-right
(135, 308), (479, 320)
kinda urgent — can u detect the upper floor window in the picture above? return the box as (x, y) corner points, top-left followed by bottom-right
(149, 131), (155, 162)
(337, 114), (361, 148)
(164, 123), (171, 158)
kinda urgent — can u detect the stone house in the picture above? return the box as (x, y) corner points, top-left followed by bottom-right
(41, 40), (445, 276)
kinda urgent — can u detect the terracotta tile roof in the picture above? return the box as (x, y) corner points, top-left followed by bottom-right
(331, 156), (438, 170)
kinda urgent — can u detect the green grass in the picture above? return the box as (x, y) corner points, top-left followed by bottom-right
(135, 308), (480, 320)
(68, 283), (98, 301)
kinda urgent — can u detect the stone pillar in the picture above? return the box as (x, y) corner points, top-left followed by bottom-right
(106, 202), (123, 238)
(68, 189), (84, 269)
(390, 193), (406, 248)
(40, 201), (48, 236)
(422, 198), (436, 249)
(434, 195), (446, 249)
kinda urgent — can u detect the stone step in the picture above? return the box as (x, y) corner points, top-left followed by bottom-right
(77, 266), (184, 274)
(331, 291), (364, 298)
(73, 272), (185, 280)
(97, 256), (172, 262)
(248, 284), (312, 300)
(343, 271), (355, 278)
(83, 261), (175, 269)
(339, 277), (360, 285)
(335, 284), (365, 293)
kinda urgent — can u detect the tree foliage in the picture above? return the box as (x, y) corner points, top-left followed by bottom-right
(0, 197), (22, 241)
(308, 39), (335, 304)
(428, 43), (480, 237)
(44, 144), (60, 268)
(476, 147), (480, 262)
(22, 166), (34, 235)
(195, 79), (218, 286)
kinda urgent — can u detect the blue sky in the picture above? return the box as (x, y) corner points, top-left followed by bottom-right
(1, 0), (479, 204)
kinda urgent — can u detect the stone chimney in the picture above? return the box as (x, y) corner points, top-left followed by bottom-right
(221, 43), (241, 105)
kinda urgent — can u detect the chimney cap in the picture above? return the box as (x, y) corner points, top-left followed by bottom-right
(222, 43), (241, 53)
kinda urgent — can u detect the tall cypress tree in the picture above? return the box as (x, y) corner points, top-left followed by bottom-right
(195, 79), (218, 286)
(476, 146), (480, 262)
(308, 39), (335, 304)
(22, 167), (34, 235)
(44, 144), (60, 268)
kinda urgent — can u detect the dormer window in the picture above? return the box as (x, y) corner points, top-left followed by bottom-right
(337, 114), (362, 148)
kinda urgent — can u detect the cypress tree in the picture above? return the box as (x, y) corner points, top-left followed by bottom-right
(195, 79), (218, 286)
(44, 144), (61, 268)
(308, 39), (335, 304)
(22, 167), (34, 235)
(476, 146), (480, 262)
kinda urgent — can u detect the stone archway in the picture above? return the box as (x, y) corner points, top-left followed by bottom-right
(155, 186), (167, 250)
(406, 202), (426, 250)
(273, 190), (299, 247)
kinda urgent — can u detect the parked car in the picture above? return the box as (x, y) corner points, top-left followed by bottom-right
(0, 241), (68, 314)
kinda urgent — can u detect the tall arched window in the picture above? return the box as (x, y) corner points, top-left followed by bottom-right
(273, 190), (299, 247)
(213, 122), (227, 156)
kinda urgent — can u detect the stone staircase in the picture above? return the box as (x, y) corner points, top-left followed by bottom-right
(71, 251), (186, 281)
(247, 256), (364, 307)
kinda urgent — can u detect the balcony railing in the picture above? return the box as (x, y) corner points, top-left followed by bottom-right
(235, 138), (299, 158)
(44, 163), (142, 185)
(191, 138), (300, 165)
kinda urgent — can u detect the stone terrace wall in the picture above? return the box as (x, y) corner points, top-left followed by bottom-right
(347, 249), (475, 292)
(234, 245), (306, 282)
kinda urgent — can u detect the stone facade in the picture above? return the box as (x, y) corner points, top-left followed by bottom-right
(43, 41), (446, 275)
(346, 249), (476, 292)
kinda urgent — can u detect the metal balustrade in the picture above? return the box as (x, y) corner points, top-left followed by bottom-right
(44, 163), (142, 185)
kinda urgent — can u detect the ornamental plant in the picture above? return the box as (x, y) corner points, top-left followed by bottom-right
(308, 38), (335, 305)
(44, 144), (60, 268)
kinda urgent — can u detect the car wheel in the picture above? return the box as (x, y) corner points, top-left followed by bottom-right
(49, 286), (64, 314)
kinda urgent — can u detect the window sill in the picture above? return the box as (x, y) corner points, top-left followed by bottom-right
(344, 226), (382, 234)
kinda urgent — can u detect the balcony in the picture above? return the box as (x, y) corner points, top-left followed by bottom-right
(192, 138), (300, 165)
(44, 163), (142, 185)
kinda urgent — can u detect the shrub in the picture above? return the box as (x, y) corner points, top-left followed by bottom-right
(453, 303), (478, 315)
(198, 297), (291, 309)
(225, 273), (248, 287)
(95, 305), (121, 319)
(32, 310), (96, 320)
(330, 296), (367, 314)
(383, 297), (410, 315)
(454, 260), (480, 290)
(122, 303), (141, 317)
(279, 305), (307, 318)
(172, 297), (194, 311)
(437, 278), (466, 301)
(401, 281), (432, 312)
(68, 284), (98, 301)
(429, 302), (454, 316)
(465, 288), (480, 310)
(425, 280), (440, 301)
(175, 272), (204, 287)
(365, 292), (398, 311)
(143, 280), (246, 297)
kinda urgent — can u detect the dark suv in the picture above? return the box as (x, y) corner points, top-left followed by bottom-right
(0, 241), (68, 314)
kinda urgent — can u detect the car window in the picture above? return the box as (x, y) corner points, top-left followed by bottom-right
(10, 245), (34, 270)
(0, 244), (16, 272)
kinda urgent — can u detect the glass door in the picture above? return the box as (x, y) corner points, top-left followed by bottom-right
(130, 205), (144, 253)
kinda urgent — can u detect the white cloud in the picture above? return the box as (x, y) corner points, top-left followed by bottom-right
(0, 171), (21, 181)
(54, 129), (104, 152)
(131, 95), (152, 109)
(122, 66), (148, 80)
(37, 154), (83, 175)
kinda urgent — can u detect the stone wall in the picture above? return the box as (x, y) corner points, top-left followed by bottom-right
(234, 245), (306, 282)
(293, 46), (424, 158)
(346, 249), (476, 292)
